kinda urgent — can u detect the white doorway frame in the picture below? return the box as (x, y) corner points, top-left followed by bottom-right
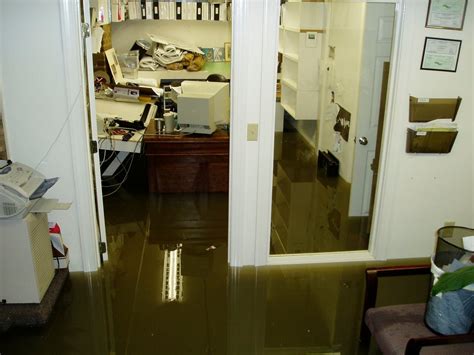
(73, 0), (406, 269)
(228, 0), (406, 266)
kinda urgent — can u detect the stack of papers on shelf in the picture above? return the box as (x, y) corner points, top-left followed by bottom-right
(409, 119), (458, 134)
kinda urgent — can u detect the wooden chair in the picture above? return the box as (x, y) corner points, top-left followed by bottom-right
(361, 265), (474, 354)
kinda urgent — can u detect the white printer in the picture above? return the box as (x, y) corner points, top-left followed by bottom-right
(0, 162), (70, 304)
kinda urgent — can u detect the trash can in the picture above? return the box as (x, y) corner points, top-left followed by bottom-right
(425, 226), (474, 335)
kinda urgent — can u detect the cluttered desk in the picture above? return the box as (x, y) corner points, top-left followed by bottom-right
(94, 34), (231, 193)
(96, 99), (157, 178)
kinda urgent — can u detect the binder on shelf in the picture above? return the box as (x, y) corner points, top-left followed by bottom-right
(202, 2), (210, 21)
(409, 96), (462, 122)
(159, 1), (170, 20)
(153, 0), (159, 19)
(111, 2), (119, 22)
(128, 0), (136, 19)
(175, 0), (183, 20)
(184, 2), (197, 20)
(219, 3), (227, 21)
(130, 0), (141, 20)
(140, 0), (147, 19)
(146, 0), (154, 19)
(169, 0), (177, 20)
(196, 2), (203, 20)
(406, 129), (458, 154)
(213, 3), (220, 21)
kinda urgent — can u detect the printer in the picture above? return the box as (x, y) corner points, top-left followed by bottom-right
(0, 161), (70, 304)
(0, 162), (59, 218)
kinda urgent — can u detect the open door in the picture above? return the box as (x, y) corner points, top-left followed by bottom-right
(80, 0), (109, 261)
(349, 3), (394, 217)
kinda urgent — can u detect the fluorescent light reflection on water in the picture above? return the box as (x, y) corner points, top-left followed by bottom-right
(162, 244), (183, 302)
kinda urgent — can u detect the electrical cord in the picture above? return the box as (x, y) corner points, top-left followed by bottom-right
(102, 154), (135, 196)
(34, 91), (81, 170)
(100, 135), (117, 167)
(102, 133), (144, 197)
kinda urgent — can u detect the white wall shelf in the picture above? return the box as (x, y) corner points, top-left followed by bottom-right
(279, 2), (325, 120)
(282, 52), (299, 62)
(281, 78), (298, 91)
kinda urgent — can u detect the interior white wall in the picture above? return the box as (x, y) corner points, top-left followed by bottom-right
(374, 0), (473, 259)
(1, 0), (100, 272)
(111, 20), (231, 53)
(319, 2), (366, 183)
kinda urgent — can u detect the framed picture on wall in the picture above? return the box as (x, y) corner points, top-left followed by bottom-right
(426, 0), (467, 30)
(420, 37), (462, 72)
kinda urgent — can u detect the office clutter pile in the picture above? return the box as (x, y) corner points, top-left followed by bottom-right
(136, 34), (206, 72)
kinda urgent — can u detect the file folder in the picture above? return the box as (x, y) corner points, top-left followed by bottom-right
(409, 96), (462, 122)
(406, 128), (458, 154)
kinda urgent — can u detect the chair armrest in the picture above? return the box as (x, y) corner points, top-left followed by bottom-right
(360, 264), (431, 344)
(406, 333), (474, 354)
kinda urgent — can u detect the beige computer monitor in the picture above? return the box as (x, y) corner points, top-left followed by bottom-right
(177, 81), (230, 134)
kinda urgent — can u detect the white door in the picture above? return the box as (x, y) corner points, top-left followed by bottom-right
(349, 3), (394, 217)
(80, 0), (109, 260)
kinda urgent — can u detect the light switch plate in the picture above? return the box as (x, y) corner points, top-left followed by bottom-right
(305, 32), (317, 48)
(247, 123), (258, 141)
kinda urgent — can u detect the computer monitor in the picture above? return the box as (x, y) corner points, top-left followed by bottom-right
(177, 81), (230, 134)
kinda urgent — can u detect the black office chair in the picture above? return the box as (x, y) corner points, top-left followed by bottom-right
(361, 265), (474, 354)
(206, 74), (229, 83)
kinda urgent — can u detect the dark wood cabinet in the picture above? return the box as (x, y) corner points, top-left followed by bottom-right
(144, 121), (229, 193)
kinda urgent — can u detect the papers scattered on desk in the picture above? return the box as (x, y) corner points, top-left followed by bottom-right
(148, 33), (204, 55)
(151, 87), (164, 97)
(409, 119), (458, 136)
(124, 77), (158, 87)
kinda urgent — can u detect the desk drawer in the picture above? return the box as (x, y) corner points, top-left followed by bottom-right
(147, 156), (229, 193)
(145, 141), (229, 156)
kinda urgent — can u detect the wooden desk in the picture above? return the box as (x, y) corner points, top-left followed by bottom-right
(144, 121), (229, 193)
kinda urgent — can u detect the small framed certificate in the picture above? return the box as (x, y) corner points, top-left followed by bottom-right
(421, 37), (462, 72)
(426, 0), (467, 30)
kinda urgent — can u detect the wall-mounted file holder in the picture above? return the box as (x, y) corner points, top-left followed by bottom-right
(406, 128), (458, 153)
(409, 96), (462, 122)
(407, 96), (461, 153)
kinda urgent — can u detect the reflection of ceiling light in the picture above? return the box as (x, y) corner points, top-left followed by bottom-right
(162, 244), (183, 302)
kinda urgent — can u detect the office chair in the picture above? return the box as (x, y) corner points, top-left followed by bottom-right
(361, 265), (474, 354)
(206, 74), (229, 83)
